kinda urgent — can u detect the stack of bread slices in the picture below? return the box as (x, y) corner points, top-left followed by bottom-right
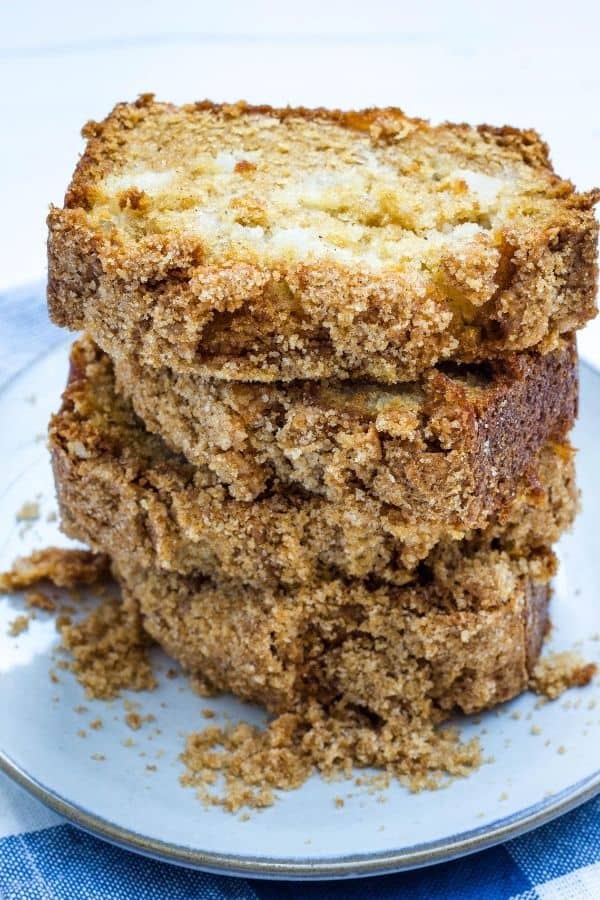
(47, 97), (598, 777)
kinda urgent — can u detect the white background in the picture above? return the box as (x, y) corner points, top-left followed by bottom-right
(1, 0), (599, 359)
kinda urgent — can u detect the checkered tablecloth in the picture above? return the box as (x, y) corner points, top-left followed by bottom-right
(1, 771), (599, 899)
(2, 284), (600, 899)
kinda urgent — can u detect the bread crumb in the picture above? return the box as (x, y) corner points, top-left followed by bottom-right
(8, 614), (30, 636)
(46, 511), (58, 523)
(189, 673), (219, 697)
(530, 725), (542, 735)
(126, 712), (143, 731)
(91, 753), (105, 761)
(202, 709), (216, 719)
(530, 652), (597, 699)
(77, 729), (87, 738)
(16, 501), (40, 522)
(354, 773), (392, 794)
(89, 719), (103, 730)
(61, 597), (156, 700)
(180, 701), (481, 812)
(557, 745), (567, 754)
(0, 548), (109, 592)
(25, 590), (56, 611)
(334, 796), (345, 808)
(125, 712), (155, 731)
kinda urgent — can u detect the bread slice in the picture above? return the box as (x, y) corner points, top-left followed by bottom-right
(113, 555), (550, 720)
(50, 337), (576, 588)
(47, 96), (598, 383)
(113, 336), (578, 503)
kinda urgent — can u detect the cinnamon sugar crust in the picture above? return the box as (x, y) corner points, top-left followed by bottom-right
(47, 96), (599, 383)
(112, 336), (578, 504)
(115, 556), (550, 721)
(49, 338), (576, 588)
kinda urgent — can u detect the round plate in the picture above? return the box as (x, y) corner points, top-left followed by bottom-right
(1, 339), (599, 880)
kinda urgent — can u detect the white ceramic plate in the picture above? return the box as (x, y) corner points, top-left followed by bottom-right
(1, 339), (599, 880)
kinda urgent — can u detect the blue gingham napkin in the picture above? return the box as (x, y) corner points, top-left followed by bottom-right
(1, 284), (600, 899)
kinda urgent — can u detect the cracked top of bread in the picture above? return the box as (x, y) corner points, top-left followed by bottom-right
(48, 96), (599, 382)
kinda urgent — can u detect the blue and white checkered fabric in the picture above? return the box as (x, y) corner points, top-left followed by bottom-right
(1, 772), (599, 899)
(1, 285), (599, 898)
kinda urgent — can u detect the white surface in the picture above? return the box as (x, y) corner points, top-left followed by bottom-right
(1, 2), (599, 368)
(0, 339), (599, 876)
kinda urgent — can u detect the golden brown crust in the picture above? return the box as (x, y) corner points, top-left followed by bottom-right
(47, 96), (599, 382)
(112, 337), (578, 506)
(115, 557), (550, 720)
(49, 338), (576, 588)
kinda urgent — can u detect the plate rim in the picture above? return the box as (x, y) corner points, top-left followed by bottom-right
(1, 336), (599, 880)
(1, 749), (599, 879)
